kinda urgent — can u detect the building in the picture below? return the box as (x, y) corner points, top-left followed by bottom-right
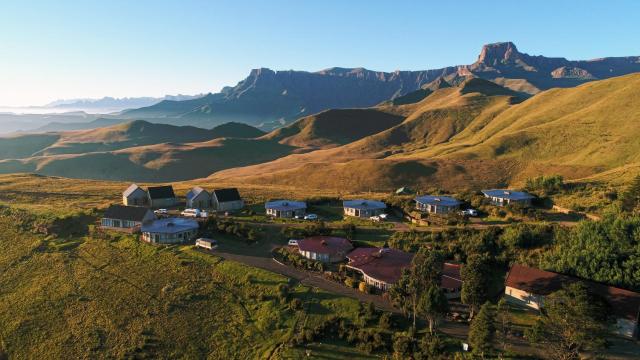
(195, 238), (218, 250)
(265, 200), (306, 218)
(147, 185), (177, 208)
(345, 246), (462, 297)
(141, 218), (199, 244)
(482, 189), (534, 207)
(504, 264), (640, 339)
(343, 199), (387, 218)
(212, 188), (244, 212)
(186, 187), (211, 209)
(100, 205), (155, 232)
(415, 195), (462, 214)
(122, 184), (148, 206)
(297, 236), (353, 263)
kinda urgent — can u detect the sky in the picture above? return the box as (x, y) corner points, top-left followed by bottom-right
(0, 0), (638, 106)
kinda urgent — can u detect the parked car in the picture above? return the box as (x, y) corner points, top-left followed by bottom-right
(460, 209), (478, 217)
(181, 208), (200, 217)
(304, 214), (318, 220)
(379, 213), (388, 220)
(154, 208), (168, 215)
(195, 238), (218, 250)
(199, 210), (209, 218)
(288, 239), (299, 246)
(370, 215), (382, 222)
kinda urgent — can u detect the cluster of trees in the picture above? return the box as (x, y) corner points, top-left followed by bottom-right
(274, 247), (325, 272)
(281, 221), (333, 239)
(620, 174), (640, 213)
(201, 218), (260, 242)
(525, 174), (565, 195)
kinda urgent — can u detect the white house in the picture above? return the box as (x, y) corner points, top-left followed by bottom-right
(343, 199), (386, 218)
(482, 189), (534, 207)
(265, 200), (306, 218)
(186, 187), (211, 209)
(122, 184), (148, 206)
(415, 195), (462, 214)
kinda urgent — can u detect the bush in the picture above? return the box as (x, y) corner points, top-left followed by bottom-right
(358, 281), (369, 293)
(289, 298), (303, 311)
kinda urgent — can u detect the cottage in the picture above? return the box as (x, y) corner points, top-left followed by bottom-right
(147, 185), (177, 208)
(265, 200), (306, 218)
(186, 187), (211, 209)
(141, 217), (199, 244)
(297, 236), (353, 263)
(415, 195), (462, 214)
(195, 238), (218, 250)
(343, 199), (386, 218)
(346, 246), (462, 297)
(122, 184), (148, 206)
(504, 264), (640, 339)
(101, 205), (155, 232)
(212, 188), (244, 212)
(482, 189), (534, 207)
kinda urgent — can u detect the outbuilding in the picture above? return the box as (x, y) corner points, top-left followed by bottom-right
(482, 189), (534, 207)
(297, 236), (353, 263)
(343, 199), (386, 218)
(101, 205), (155, 232)
(265, 200), (306, 218)
(141, 217), (199, 244)
(504, 264), (640, 339)
(186, 187), (211, 209)
(195, 238), (218, 250)
(123, 184), (148, 206)
(212, 188), (244, 212)
(415, 195), (462, 214)
(147, 185), (177, 208)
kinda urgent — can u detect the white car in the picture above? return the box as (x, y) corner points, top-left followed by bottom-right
(304, 214), (318, 220)
(460, 209), (478, 217)
(379, 213), (388, 220)
(288, 239), (299, 246)
(199, 210), (209, 218)
(154, 208), (168, 215)
(370, 215), (382, 222)
(181, 208), (200, 217)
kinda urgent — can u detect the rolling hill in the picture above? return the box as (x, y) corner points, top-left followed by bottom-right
(120, 42), (640, 129)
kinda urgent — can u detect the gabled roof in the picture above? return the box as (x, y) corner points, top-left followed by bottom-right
(141, 217), (199, 234)
(187, 186), (209, 200)
(103, 205), (153, 222)
(123, 183), (145, 197)
(482, 189), (534, 201)
(505, 264), (640, 321)
(297, 236), (353, 256)
(148, 185), (176, 200)
(343, 199), (386, 210)
(415, 195), (462, 207)
(265, 200), (306, 211)
(212, 188), (242, 202)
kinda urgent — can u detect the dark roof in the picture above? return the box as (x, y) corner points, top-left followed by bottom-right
(103, 205), (153, 222)
(297, 236), (353, 256)
(148, 185), (175, 200)
(482, 189), (534, 201)
(346, 247), (462, 288)
(213, 188), (241, 202)
(265, 200), (306, 211)
(505, 265), (640, 321)
(343, 199), (386, 210)
(415, 195), (462, 207)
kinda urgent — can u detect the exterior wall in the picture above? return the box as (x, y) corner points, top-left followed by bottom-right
(363, 273), (391, 291)
(299, 250), (330, 262)
(487, 196), (532, 207)
(142, 229), (197, 244)
(195, 239), (216, 250)
(123, 189), (148, 206)
(187, 192), (211, 209)
(101, 218), (141, 229)
(267, 208), (305, 218)
(504, 286), (544, 310)
(344, 207), (384, 218)
(215, 199), (244, 212)
(416, 202), (457, 214)
(149, 197), (177, 209)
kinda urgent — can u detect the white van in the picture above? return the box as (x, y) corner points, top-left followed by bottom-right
(181, 208), (200, 217)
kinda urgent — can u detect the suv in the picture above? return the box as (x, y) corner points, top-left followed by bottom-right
(154, 208), (168, 215)
(460, 209), (478, 217)
(304, 214), (318, 220)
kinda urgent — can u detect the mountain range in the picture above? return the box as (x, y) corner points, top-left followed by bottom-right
(43, 94), (205, 113)
(121, 42), (640, 129)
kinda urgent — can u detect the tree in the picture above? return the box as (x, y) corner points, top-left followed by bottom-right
(495, 297), (510, 351)
(461, 253), (491, 318)
(526, 282), (609, 360)
(468, 302), (495, 356)
(418, 285), (449, 334)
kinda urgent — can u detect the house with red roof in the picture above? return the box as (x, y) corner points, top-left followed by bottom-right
(346, 245), (462, 297)
(505, 264), (640, 339)
(297, 236), (354, 263)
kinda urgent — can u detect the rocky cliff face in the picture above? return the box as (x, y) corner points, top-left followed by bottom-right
(124, 42), (640, 128)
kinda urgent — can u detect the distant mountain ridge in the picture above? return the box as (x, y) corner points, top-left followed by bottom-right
(43, 94), (205, 112)
(122, 42), (640, 129)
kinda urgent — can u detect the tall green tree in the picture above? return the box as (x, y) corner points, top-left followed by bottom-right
(495, 297), (510, 352)
(468, 302), (495, 356)
(418, 285), (449, 334)
(526, 282), (609, 360)
(461, 253), (491, 317)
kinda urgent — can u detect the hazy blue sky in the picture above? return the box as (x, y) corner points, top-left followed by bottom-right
(1, 0), (638, 106)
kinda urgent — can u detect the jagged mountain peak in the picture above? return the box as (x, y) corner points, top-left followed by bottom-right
(476, 41), (522, 66)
